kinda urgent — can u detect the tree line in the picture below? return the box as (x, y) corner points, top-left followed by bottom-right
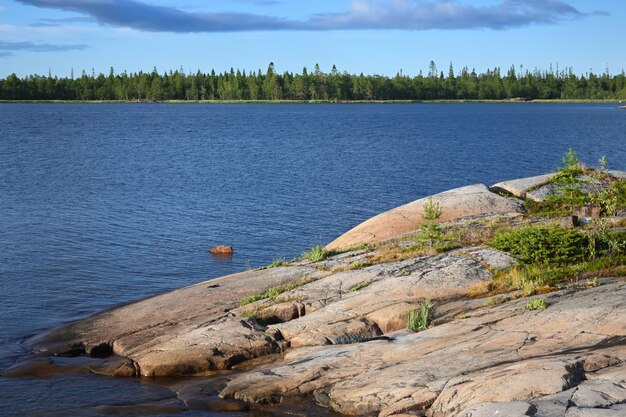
(1, 61), (625, 101)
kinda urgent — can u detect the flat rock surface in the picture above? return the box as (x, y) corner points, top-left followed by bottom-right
(489, 173), (553, 198)
(326, 184), (523, 250)
(221, 282), (626, 417)
(31, 265), (326, 377)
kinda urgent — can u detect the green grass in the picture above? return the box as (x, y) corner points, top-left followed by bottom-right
(526, 298), (548, 310)
(239, 275), (318, 306)
(469, 254), (626, 298)
(239, 310), (258, 319)
(265, 259), (286, 268)
(301, 245), (329, 262)
(348, 261), (367, 270)
(407, 299), (433, 331)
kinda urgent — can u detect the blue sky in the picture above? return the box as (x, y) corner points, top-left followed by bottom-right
(1, 0), (624, 78)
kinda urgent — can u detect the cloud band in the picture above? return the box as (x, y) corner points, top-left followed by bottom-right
(0, 40), (88, 54)
(16, 0), (606, 33)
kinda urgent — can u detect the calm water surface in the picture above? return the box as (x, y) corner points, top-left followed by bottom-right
(0, 103), (625, 415)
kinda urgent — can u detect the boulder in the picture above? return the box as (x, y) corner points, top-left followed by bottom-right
(326, 184), (523, 250)
(570, 378), (626, 408)
(490, 173), (554, 198)
(608, 169), (626, 179)
(210, 245), (233, 255)
(262, 302), (306, 323)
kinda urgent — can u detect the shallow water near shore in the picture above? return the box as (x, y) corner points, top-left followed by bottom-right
(1, 103), (625, 415)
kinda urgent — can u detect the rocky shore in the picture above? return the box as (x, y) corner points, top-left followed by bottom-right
(4, 169), (626, 417)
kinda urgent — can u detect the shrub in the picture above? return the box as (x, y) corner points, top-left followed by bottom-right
(407, 299), (433, 331)
(490, 225), (588, 264)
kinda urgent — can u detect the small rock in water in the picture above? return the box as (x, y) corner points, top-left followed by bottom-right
(210, 245), (233, 255)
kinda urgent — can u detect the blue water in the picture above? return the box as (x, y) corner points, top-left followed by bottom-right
(0, 103), (625, 415)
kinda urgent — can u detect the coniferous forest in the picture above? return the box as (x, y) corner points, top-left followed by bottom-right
(1, 62), (625, 101)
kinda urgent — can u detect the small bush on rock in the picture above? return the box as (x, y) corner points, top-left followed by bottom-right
(490, 225), (588, 265)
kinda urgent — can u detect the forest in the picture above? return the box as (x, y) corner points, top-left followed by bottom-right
(1, 62), (625, 101)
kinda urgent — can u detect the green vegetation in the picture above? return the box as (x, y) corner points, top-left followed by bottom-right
(267, 259), (286, 268)
(239, 276), (318, 306)
(559, 148), (583, 175)
(548, 148), (587, 208)
(418, 197), (443, 248)
(239, 310), (258, 320)
(348, 281), (369, 292)
(365, 231), (460, 266)
(471, 254), (626, 298)
(471, 150), (626, 300)
(407, 299), (434, 331)
(484, 295), (507, 306)
(301, 245), (329, 262)
(490, 226), (588, 264)
(348, 261), (366, 270)
(3, 61), (626, 101)
(526, 298), (548, 310)
(527, 152), (626, 218)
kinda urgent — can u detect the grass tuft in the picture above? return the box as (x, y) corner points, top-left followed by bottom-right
(407, 299), (433, 331)
(526, 298), (548, 310)
(301, 245), (329, 262)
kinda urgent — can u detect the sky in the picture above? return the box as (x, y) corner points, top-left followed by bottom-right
(1, 0), (625, 78)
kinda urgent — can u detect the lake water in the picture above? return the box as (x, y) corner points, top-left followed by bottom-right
(1, 103), (625, 416)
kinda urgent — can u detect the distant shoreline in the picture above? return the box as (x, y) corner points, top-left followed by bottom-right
(0, 99), (623, 104)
